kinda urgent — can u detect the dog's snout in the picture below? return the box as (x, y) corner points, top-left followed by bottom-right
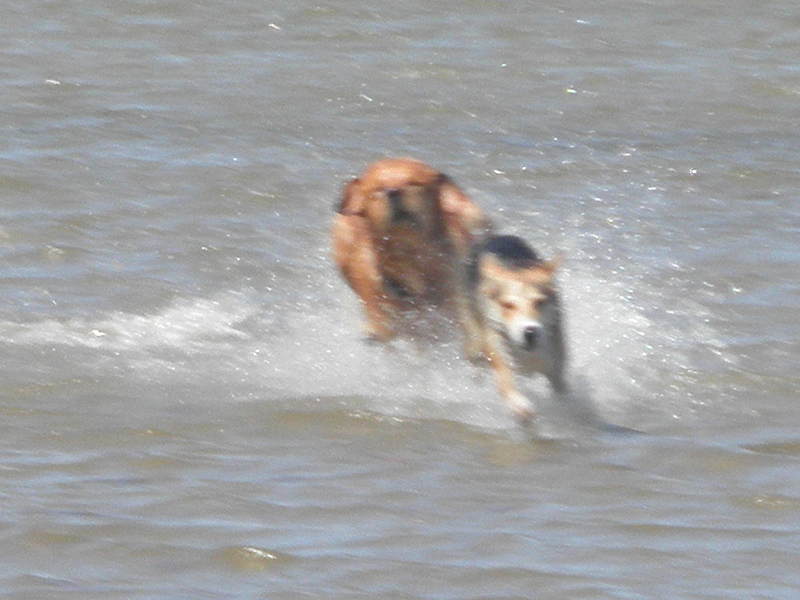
(523, 325), (539, 349)
(385, 188), (415, 224)
(385, 188), (403, 203)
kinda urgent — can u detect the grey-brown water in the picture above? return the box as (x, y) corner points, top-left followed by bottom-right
(2, 0), (800, 598)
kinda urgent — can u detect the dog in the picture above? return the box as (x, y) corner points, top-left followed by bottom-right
(464, 235), (567, 424)
(332, 158), (492, 342)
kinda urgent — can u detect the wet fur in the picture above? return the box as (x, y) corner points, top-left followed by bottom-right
(332, 158), (491, 341)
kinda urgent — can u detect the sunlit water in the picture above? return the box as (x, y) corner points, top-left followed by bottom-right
(2, 0), (799, 598)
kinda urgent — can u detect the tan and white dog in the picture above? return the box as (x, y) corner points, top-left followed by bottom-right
(332, 158), (491, 342)
(464, 235), (567, 424)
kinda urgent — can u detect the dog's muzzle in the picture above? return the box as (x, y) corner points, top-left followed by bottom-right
(386, 188), (417, 225)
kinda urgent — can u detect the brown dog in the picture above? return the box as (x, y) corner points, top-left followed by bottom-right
(332, 158), (491, 342)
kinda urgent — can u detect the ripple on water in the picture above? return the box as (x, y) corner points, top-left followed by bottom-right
(214, 546), (295, 572)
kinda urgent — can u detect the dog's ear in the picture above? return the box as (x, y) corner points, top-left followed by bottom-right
(337, 177), (365, 216)
(541, 252), (566, 273)
(436, 174), (494, 250)
(437, 174), (477, 220)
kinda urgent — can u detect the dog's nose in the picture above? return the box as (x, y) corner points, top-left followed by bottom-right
(385, 188), (403, 204)
(385, 188), (414, 224)
(523, 326), (538, 349)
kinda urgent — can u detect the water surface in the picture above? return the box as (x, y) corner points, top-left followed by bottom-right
(2, 0), (800, 598)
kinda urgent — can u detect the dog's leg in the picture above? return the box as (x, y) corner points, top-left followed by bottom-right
(341, 268), (398, 342)
(332, 214), (399, 342)
(362, 295), (397, 342)
(547, 365), (568, 395)
(455, 293), (485, 362)
(452, 262), (488, 363)
(462, 317), (486, 363)
(484, 331), (534, 425)
(546, 322), (568, 395)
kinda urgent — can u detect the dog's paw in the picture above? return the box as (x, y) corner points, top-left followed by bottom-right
(466, 351), (489, 366)
(363, 323), (396, 344)
(362, 334), (386, 346)
(505, 391), (535, 426)
(463, 338), (488, 364)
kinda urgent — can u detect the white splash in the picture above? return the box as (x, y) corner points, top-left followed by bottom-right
(1, 260), (723, 432)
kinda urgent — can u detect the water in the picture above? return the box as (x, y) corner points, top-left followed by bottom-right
(2, 0), (800, 597)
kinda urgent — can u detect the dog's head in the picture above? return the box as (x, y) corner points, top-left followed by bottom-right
(477, 250), (561, 352)
(337, 158), (489, 246)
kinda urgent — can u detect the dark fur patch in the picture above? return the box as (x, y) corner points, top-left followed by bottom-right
(483, 235), (540, 265)
(467, 235), (541, 287)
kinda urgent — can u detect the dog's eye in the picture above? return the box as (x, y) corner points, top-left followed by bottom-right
(500, 300), (517, 311)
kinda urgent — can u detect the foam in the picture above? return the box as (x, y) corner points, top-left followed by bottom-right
(1, 261), (725, 432)
(4, 293), (257, 352)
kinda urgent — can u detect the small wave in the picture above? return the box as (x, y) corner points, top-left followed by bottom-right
(2, 292), (258, 352)
(0, 261), (730, 432)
